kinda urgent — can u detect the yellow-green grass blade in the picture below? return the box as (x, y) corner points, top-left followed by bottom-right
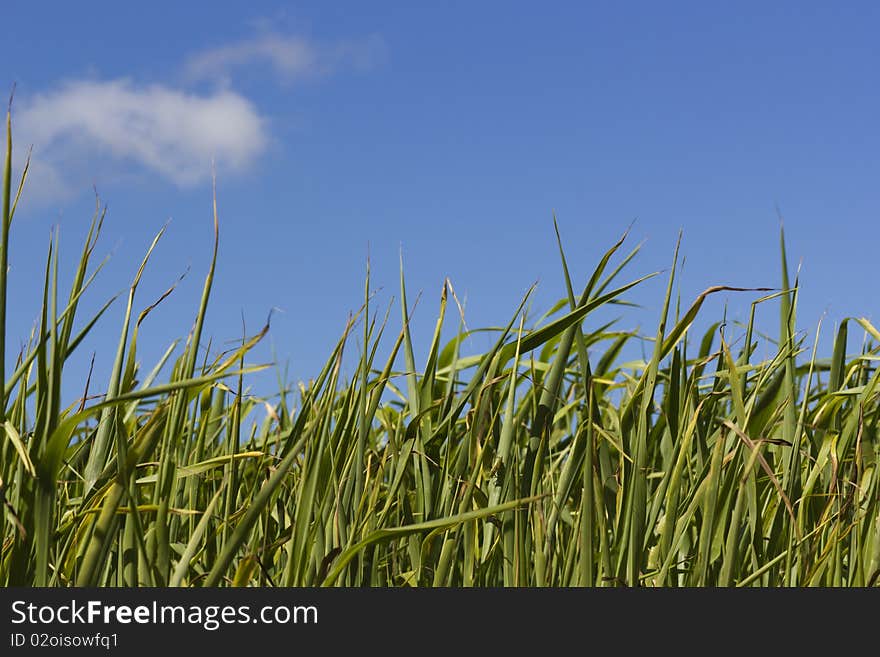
(321, 495), (545, 586)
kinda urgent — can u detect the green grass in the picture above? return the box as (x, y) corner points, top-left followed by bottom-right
(1, 107), (878, 587)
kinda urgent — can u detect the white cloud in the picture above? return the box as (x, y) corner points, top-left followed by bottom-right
(184, 33), (386, 83)
(16, 79), (267, 201)
(11, 31), (386, 206)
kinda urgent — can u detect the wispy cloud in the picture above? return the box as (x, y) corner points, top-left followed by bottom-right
(17, 79), (267, 201)
(184, 33), (387, 83)
(13, 29), (386, 205)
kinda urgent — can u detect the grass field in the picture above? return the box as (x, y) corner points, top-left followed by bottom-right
(2, 108), (878, 587)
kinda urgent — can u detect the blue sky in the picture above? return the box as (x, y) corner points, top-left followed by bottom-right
(3, 1), (879, 401)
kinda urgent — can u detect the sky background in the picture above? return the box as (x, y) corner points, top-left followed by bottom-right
(2, 1), (878, 403)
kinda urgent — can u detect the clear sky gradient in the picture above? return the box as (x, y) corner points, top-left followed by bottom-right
(3, 1), (878, 401)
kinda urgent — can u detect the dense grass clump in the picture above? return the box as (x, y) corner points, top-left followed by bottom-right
(1, 110), (878, 587)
